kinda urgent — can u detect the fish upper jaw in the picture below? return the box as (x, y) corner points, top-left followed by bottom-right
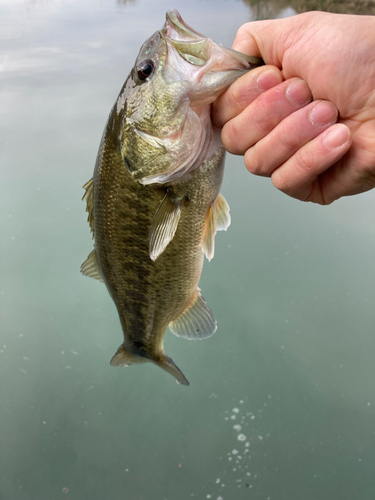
(164, 9), (206, 43)
(162, 9), (264, 107)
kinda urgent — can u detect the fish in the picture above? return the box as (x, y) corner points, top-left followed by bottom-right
(81, 9), (263, 386)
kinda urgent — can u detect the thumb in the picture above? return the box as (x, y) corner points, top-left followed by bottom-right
(232, 13), (328, 73)
(232, 17), (294, 68)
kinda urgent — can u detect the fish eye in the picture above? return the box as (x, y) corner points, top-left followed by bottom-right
(137, 60), (154, 81)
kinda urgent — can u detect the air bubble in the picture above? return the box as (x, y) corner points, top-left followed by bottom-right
(238, 434), (247, 442)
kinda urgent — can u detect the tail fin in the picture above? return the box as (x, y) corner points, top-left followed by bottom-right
(110, 344), (148, 366)
(110, 344), (190, 386)
(158, 354), (190, 386)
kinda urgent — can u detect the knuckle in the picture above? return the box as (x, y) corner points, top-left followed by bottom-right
(277, 122), (301, 151)
(245, 147), (265, 175)
(294, 147), (315, 173)
(271, 170), (289, 192)
(227, 84), (246, 114)
(361, 158), (375, 190)
(231, 83), (251, 111)
(222, 121), (242, 155)
(271, 149), (316, 194)
(234, 24), (251, 44)
(252, 104), (279, 135)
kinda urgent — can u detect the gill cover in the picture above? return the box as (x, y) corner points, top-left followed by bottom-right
(118, 9), (264, 185)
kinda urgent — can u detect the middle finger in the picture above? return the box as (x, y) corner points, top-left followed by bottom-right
(221, 78), (313, 155)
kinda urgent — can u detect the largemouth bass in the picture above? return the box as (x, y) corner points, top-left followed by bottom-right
(81, 10), (263, 386)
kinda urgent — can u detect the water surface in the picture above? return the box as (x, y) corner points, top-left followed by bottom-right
(1, 1), (375, 499)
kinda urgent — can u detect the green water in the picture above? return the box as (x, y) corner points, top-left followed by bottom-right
(1, 1), (375, 499)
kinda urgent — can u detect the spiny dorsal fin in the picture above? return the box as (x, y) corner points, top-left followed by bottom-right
(110, 344), (148, 366)
(169, 291), (217, 340)
(80, 249), (103, 282)
(82, 178), (94, 238)
(202, 204), (216, 261)
(215, 193), (231, 231)
(149, 192), (182, 261)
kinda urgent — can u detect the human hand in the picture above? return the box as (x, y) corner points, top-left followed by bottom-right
(212, 12), (375, 204)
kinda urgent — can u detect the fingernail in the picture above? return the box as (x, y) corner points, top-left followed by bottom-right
(324, 124), (350, 149)
(310, 101), (338, 126)
(286, 79), (312, 105)
(257, 70), (282, 91)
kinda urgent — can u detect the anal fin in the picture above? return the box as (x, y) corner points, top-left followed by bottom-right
(80, 249), (103, 282)
(169, 291), (217, 340)
(149, 192), (182, 261)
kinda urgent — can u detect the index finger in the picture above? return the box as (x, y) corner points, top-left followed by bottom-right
(212, 65), (283, 128)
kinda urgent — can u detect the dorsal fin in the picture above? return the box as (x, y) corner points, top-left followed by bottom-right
(149, 192), (182, 261)
(169, 290), (217, 340)
(82, 178), (94, 238)
(215, 193), (231, 231)
(80, 249), (103, 282)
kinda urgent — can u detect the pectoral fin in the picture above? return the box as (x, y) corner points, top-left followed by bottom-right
(215, 193), (231, 231)
(169, 291), (217, 340)
(149, 192), (182, 261)
(80, 249), (103, 282)
(202, 204), (216, 261)
(202, 193), (231, 260)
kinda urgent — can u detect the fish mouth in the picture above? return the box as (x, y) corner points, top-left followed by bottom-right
(163, 9), (264, 68)
(164, 9), (206, 41)
(163, 9), (209, 66)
